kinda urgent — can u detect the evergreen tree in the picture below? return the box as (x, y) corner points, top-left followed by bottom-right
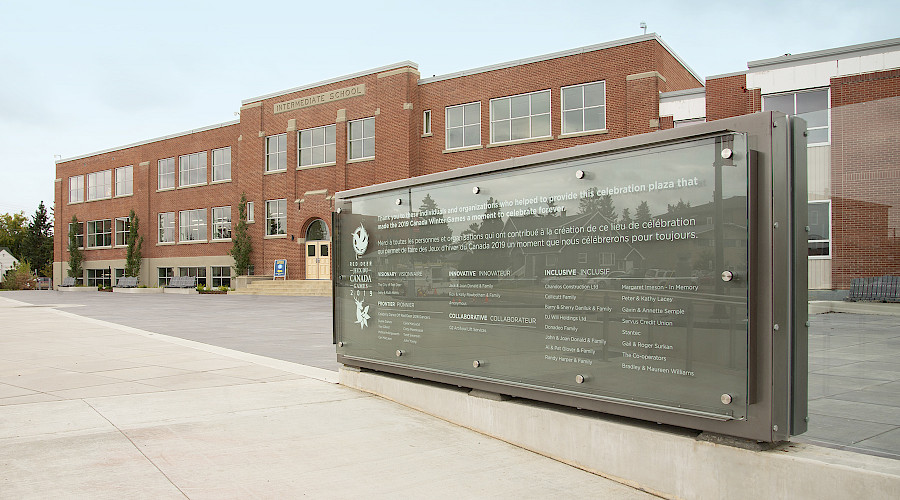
(597, 194), (617, 223)
(620, 207), (633, 226)
(23, 201), (53, 276)
(417, 194), (452, 242)
(667, 199), (691, 214)
(67, 215), (84, 282)
(578, 188), (601, 214)
(230, 193), (253, 275)
(125, 209), (143, 279)
(635, 201), (651, 225)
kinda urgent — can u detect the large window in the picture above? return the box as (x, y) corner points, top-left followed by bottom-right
(446, 102), (481, 149)
(86, 170), (112, 201)
(299, 124), (336, 167)
(115, 165), (133, 196)
(85, 219), (112, 248)
(763, 89), (829, 145)
(211, 266), (231, 288)
(158, 158), (176, 190)
(212, 147), (231, 182)
(158, 212), (175, 243)
(115, 217), (130, 247)
(158, 267), (174, 287)
(266, 199), (286, 236)
(348, 117), (375, 160)
(490, 90), (551, 144)
(266, 133), (287, 172)
(562, 81), (606, 134)
(808, 201), (831, 258)
(212, 206), (232, 240)
(69, 175), (84, 203)
(179, 266), (207, 286)
(179, 209), (207, 242)
(179, 151), (207, 187)
(86, 269), (111, 288)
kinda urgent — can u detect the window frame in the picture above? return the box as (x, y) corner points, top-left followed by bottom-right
(265, 133), (287, 172)
(211, 206), (232, 241)
(490, 89), (552, 144)
(158, 157), (176, 191)
(298, 124), (336, 168)
(68, 175), (84, 204)
(211, 266), (232, 288)
(158, 212), (176, 244)
(178, 151), (207, 187)
(114, 217), (130, 247)
(561, 80), (607, 135)
(211, 147), (231, 182)
(86, 170), (112, 201)
(247, 201), (255, 223)
(115, 165), (133, 197)
(445, 101), (481, 150)
(423, 109), (432, 136)
(68, 222), (84, 249)
(85, 219), (112, 248)
(158, 267), (174, 287)
(807, 200), (831, 259)
(265, 199), (287, 236)
(347, 117), (375, 160)
(179, 266), (207, 286)
(178, 208), (208, 243)
(762, 88), (830, 146)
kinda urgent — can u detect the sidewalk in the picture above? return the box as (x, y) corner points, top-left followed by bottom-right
(0, 295), (651, 499)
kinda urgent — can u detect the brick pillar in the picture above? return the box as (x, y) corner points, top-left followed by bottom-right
(626, 72), (663, 136)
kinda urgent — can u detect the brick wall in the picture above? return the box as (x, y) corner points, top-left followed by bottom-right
(829, 69), (900, 288)
(705, 74), (761, 121)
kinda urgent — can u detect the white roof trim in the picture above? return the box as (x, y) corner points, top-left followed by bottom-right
(660, 87), (706, 100)
(748, 37), (900, 69)
(241, 61), (419, 105)
(57, 120), (240, 164)
(419, 33), (702, 85)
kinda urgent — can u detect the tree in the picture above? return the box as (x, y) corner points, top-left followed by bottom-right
(635, 201), (651, 225)
(0, 211), (28, 260)
(1, 261), (33, 290)
(597, 194), (617, 223)
(620, 207), (633, 226)
(23, 201), (53, 277)
(68, 215), (84, 282)
(125, 209), (143, 279)
(230, 193), (253, 275)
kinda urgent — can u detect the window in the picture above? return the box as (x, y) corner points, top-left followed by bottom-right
(68, 222), (84, 249)
(212, 147), (231, 182)
(490, 90), (551, 143)
(158, 267), (174, 287)
(298, 124), (336, 167)
(348, 117), (374, 160)
(212, 206), (232, 240)
(69, 175), (84, 203)
(86, 170), (112, 201)
(179, 209), (207, 242)
(115, 165), (133, 196)
(115, 217), (130, 246)
(179, 267), (207, 286)
(763, 89), (829, 145)
(266, 133), (287, 172)
(562, 81), (606, 134)
(85, 219), (112, 248)
(86, 269), (111, 288)
(179, 151), (207, 187)
(158, 158), (176, 190)
(423, 110), (432, 135)
(266, 199), (286, 236)
(247, 201), (255, 223)
(808, 201), (831, 258)
(446, 102), (481, 149)
(158, 212), (175, 243)
(211, 266), (231, 288)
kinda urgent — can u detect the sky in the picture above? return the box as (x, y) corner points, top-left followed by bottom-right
(0, 0), (897, 219)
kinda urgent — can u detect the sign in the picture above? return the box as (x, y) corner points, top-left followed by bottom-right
(274, 84), (365, 114)
(274, 259), (287, 279)
(334, 113), (808, 442)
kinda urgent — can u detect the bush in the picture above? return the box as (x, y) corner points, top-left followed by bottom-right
(2, 261), (35, 290)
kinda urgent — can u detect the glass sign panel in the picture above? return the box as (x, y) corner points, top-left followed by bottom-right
(336, 133), (750, 419)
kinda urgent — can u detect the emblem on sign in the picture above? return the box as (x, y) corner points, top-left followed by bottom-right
(354, 298), (370, 329)
(352, 223), (369, 258)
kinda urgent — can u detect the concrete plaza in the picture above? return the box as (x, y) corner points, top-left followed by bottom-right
(1, 290), (898, 497)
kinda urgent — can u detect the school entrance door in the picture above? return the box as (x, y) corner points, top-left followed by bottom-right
(306, 241), (331, 280)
